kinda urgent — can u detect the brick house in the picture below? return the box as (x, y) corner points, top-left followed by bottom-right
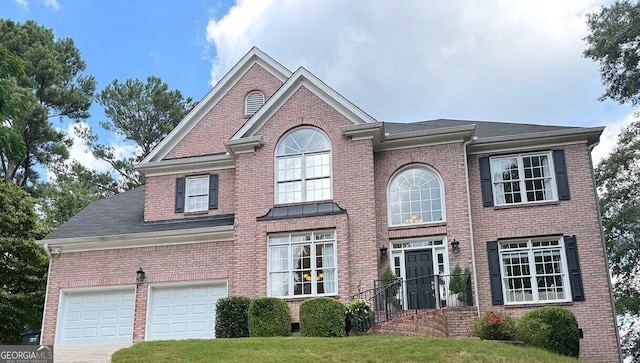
(38, 48), (620, 361)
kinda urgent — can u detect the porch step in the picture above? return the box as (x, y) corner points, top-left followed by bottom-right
(369, 307), (477, 338)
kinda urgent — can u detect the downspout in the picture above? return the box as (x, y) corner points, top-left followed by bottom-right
(463, 139), (481, 316)
(588, 141), (624, 362)
(40, 244), (52, 345)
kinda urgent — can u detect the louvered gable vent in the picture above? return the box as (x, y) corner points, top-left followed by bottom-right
(245, 91), (265, 116)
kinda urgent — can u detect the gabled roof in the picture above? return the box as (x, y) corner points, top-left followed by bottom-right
(140, 47), (292, 164)
(230, 67), (376, 141)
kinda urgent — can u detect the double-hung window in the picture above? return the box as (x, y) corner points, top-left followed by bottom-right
(185, 176), (209, 212)
(491, 152), (556, 205)
(499, 237), (570, 304)
(275, 128), (332, 204)
(268, 230), (337, 297)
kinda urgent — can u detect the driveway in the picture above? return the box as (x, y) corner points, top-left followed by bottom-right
(54, 345), (130, 363)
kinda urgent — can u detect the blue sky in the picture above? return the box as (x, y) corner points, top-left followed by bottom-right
(3, 0), (636, 173)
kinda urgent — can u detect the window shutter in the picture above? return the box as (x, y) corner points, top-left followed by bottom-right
(487, 241), (504, 305)
(479, 157), (494, 207)
(208, 174), (219, 210)
(175, 177), (185, 213)
(553, 149), (570, 201)
(245, 91), (264, 116)
(564, 235), (585, 301)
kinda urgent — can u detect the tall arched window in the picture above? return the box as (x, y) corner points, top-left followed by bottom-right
(275, 127), (332, 204)
(388, 165), (445, 226)
(245, 90), (265, 116)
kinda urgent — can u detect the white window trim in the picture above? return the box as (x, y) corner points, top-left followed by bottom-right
(267, 230), (338, 298)
(274, 127), (333, 204)
(490, 151), (558, 206)
(498, 236), (572, 305)
(245, 90), (265, 116)
(387, 164), (446, 227)
(185, 175), (209, 212)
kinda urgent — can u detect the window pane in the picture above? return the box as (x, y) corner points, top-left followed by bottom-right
(388, 167), (443, 225)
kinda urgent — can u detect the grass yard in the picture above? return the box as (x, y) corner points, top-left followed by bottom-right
(111, 335), (580, 363)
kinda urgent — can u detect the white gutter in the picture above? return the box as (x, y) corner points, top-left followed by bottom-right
(463, 139), (481, 316)
(39, 244), (52, 345)
(588, 140), (624, 362)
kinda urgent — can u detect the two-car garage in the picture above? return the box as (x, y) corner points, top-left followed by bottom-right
(56, 282), (227, 345)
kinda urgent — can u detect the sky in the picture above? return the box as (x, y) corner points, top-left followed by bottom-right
(2, 0), (636, 175)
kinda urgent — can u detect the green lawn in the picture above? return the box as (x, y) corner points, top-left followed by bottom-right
(111, 335), (580, 363)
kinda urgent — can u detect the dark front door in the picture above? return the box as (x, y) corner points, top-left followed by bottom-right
(405, 250), (436, 309)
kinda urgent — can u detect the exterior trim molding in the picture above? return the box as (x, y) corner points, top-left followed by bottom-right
(134, 153), (235, 176)
(36, 225), (235, 253)
(468, 127), (604, 154)
(225, 135), (264, 157)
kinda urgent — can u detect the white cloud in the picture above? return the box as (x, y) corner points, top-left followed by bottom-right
(13, 0), (28, 10)
(41, 0), (60, 10)
(592, 112), (637, 166)
(205, 0), (631, 130)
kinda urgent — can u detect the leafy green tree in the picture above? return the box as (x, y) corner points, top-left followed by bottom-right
(596, 120), (640, 361)
(37, 162), (119, 229)
(0, 19), (95, 188)
(78, 76), (194, 189)
(0, 181), (48, 344)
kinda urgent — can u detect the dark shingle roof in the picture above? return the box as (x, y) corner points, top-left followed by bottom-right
(383, 119), (579, 139)
(257, 202), (346, 221)
(44, 186), (233, 240)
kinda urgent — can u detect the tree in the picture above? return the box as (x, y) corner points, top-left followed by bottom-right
(78, 76), (194, 189)
(584, 0), (640, 106)
(585, 2), (640, 359)
(37, 162), (119, 229)
(0, 181), (48, 344)
(0, 46), (27, 164)
(0, 20), (95, 188)
(596, 121), (640, 361)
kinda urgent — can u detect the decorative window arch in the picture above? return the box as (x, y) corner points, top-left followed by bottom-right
(275, 127), (332, 204)
(245, 90), (265, 116)
(387, 165), (445, 226)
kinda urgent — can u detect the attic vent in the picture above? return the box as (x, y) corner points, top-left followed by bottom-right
(245, 91), (265, 116)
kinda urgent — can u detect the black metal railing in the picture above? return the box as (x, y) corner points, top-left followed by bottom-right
(350, 273), (473, 329)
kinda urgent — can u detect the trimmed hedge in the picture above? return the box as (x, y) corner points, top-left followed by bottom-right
(215, 296), (251, 338)
(517, 307), (580, 357)
(300, 297), (347, 337)
(248, 297), (291, 337)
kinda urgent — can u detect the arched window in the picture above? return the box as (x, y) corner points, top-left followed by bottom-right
(388, 166), (445, 226)
(245, 90), (265, 116)
(275, 127), (332, 204)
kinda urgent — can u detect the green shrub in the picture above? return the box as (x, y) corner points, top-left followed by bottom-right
(347, 299), (374, 333)
(215, 296), (251, 338)
(472, 309), (517, 340)
(448, 264), (471, 301)
(517, 307), (580, 357)
(248, 297), (291, 337)
(299, 297), (347, 337)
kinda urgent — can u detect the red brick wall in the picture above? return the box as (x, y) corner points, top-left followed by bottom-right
(468, 143), (619, 362)
(165, 64), (283, 159)
(373, 143), (473, 276)
(230, 86), (379, 318)
(41, 241), (233, 344)
(144, 168), (235, 222)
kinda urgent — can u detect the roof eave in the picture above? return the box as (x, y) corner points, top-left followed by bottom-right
(38, 225), (235, 253)
(374, 124), (476, 151)
(134, 154), (236, 176)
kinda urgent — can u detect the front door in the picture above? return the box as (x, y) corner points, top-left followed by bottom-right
(405, 250), (436, 309)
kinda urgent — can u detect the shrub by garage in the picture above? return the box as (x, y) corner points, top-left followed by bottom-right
(248, 297), (291, 337)
(215, 296), (251, 338)
(299, 297), (347, 337)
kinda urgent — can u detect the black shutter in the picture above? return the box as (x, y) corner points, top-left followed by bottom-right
(175, 177), (185, 213)
(479, 157), (494, 207)
(208, 174), (219, 210)
(487, 241), (504, 305)
(564, 235), (585, 301)
(553, 149), (570, 201)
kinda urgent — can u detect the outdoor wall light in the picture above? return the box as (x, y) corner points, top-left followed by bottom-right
(136, 267), (146, 285)
(379, 246), (388, 260)
(451, 239), (460, 254)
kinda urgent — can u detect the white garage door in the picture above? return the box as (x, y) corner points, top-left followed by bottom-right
(57, 289), (135, 346)
(147, 283), (227, 341)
